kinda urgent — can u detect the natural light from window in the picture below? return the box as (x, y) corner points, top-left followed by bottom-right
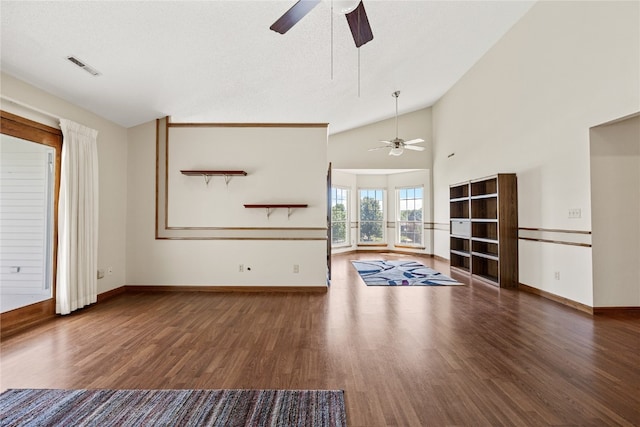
(397, 186), (423, 246)
(331, 187), (349, 245)
(359, 189), (384, 243)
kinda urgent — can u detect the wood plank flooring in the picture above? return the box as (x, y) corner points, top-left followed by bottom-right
(1, 252), (639, 426)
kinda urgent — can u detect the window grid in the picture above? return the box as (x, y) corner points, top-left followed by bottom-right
(331, 187), (349, 245)
(359, 189), (385, 243)
(397, 186), (423, 246)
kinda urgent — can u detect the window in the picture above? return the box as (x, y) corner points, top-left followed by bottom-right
(359, 189), (384, 243)
(331, 187), (349, 245)
(397, 186), (423, 246)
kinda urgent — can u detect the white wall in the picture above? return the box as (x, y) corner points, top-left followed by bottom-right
(126, 120), (328, 287)
(590, 115), (640, 307)
(329, 108), (432, 169)
(432, 1), (640, 306)
(1, 72), (129, 295)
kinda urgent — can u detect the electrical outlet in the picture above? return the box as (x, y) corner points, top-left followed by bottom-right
(554, 271), (560, 280)
(239, 264), (244, 273)
(568, 208), (581, 219)
(293, 264), (300, 273)
(97, 269), (105, 279)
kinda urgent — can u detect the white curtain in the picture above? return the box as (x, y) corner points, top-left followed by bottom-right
(56, 119), (99, 315)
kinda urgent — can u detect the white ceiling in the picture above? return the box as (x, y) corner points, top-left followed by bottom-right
(0, 1), (535, 134)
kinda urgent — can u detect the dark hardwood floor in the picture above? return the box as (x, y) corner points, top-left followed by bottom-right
(1, 252), (639, 426)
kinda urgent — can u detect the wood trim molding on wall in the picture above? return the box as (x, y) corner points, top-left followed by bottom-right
(168, 122), (328, 128)
(433, 222), (449, 232)
(592, 307), (640, 315)
(519, 283), (593, 314)
(518, 227), (592, 248)
(155, 117), (328, 241)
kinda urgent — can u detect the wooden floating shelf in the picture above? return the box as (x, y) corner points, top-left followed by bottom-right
(244, 204), (308, 219)
(181, 170), (247, 185)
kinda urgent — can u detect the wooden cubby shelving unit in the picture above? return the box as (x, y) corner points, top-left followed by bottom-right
(180, 170), (247, 185)
(449, 174), (518, 288)
(244, 204), (308, 219)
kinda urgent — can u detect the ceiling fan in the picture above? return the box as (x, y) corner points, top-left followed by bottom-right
(369, 91), (425, 156)
(270, 0), (374, 48)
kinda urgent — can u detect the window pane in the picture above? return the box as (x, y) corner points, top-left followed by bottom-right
(397, 186), (423, 246)
(331, 187), (349, 245)
(359, 189), (384, 243)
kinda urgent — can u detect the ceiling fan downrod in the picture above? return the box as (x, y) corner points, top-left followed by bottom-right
(393, 90), (400, 140)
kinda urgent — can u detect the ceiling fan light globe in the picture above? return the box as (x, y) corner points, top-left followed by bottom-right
(389, 147), (403, 156)
(334, 0), (359, 14)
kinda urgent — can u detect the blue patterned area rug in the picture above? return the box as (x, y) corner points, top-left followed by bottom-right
(352, 260), (463, 286)
(0, 389), (346, 427)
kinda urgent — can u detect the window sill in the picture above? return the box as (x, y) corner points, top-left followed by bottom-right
(394, 245), (426, 250)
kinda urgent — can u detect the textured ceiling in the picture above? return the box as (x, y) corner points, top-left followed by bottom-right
(0, 1), (535, 134)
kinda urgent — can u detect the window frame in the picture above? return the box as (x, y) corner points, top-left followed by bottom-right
(357, 188), (386, 245)
(396, 185), (424, 247)
(330, 186), (350, 247)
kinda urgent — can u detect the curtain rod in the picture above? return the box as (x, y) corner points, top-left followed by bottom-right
(0, 95), (63, 122)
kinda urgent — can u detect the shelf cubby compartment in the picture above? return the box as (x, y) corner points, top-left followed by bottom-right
(471, 177), (497, 197)
(472, 239), (499, 258)
(471, 197), (497, 219)
(450, 199), (470, 219)
(451, 252), (471, 272)
(471, 255), (499, 285)
(471, 221), (498, 241)
(450, 236), (470, 254)
(181, 170), (247, 185)
(244, 204), (308, 219)
(450, 183), (470, 200)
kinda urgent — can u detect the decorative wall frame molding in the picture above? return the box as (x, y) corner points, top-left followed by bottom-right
(155, 117), (328, 240)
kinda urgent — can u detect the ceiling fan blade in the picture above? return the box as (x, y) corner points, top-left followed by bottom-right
(368, 146), (389, 151)
(405, 145), (425, 151)
(345, 1), (374, 48)
(379, 140), (393, 145)
(270, 0), (321, 34)
(403, 138), (425, 145)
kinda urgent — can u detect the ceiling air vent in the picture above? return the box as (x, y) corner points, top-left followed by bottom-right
(66, 56), (101, 76)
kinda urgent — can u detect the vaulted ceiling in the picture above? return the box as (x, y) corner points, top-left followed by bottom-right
(0, 1), (535, 134)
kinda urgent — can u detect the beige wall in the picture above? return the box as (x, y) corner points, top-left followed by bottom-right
(432, 1), (640, 306)
(1, 72), (129, 295)
(590, 115), (640, 307)
(126, 120), (328, 287)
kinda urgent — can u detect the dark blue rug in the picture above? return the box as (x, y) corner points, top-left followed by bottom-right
(352, 260), (462, 286)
